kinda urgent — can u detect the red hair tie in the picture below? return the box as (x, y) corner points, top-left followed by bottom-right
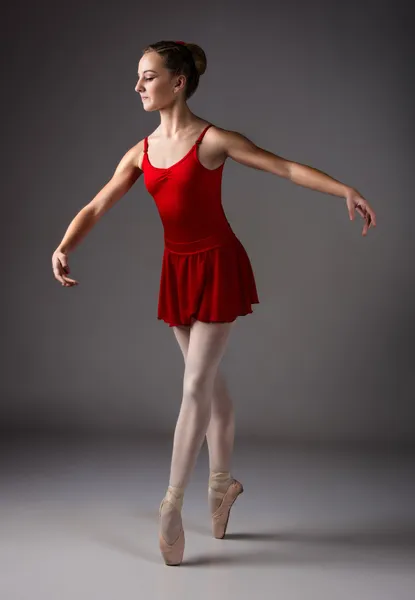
(175, 40), (186, 45)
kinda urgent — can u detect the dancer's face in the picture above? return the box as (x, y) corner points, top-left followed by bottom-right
(135, 51), (186, 111)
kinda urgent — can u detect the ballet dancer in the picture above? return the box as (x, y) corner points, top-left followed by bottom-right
(52, 40), (376, 566)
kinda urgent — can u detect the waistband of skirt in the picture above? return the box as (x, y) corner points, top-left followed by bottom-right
(164, 229), (238, 254)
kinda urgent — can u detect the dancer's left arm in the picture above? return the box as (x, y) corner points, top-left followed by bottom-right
(218, 129), (377, 236)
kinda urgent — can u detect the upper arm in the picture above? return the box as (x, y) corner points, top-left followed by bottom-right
(87, 140), (144, 217)
(216, 128), (292, 178)
(112, 140), (144, 180)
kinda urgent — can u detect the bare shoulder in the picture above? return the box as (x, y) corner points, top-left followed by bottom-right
(205, 123), (228, 145)
(201, 124), (234, 163)
(115, 138), (147, 173)
(205, 125), (255, 155)
(200, 122), (258, 168)
(131, 138), (147, 171)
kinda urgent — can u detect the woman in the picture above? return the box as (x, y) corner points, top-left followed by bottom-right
(51, 40), (376, 566)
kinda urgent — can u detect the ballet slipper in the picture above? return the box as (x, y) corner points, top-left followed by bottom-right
(159, 495), (185, 566)
(209, 478), (244, 539)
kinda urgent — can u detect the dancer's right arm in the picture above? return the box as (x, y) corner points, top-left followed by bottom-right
(52, 140), (144, 286)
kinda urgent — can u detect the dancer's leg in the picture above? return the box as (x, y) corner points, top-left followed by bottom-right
(170, 318), (235, 487)
(171, 323), (235, 514)
(205, 370), (236, 514)
(173, 325), (235, 472)
(160, 318), (235, 543)
(205, 369), (235, 474)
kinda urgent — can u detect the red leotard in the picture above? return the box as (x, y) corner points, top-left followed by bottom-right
(142, 123), (259, 327)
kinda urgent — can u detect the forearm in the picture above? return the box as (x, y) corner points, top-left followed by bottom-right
(289, 162), (355, 199)
(56, 206), (100, 254)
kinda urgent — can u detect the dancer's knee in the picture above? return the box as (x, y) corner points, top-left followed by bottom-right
(183, 372), (215, 403)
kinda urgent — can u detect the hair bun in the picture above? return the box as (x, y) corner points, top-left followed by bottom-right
(183, 42), (207, 76)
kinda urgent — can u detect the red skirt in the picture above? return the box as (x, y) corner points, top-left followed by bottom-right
(157, 230), (260, 327)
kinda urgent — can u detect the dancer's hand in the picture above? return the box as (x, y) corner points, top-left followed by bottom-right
(346, 188), (377, 236)
(52, 249), (79, 287)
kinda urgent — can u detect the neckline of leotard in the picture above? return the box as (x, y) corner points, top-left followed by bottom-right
(144, 124), (212, 171)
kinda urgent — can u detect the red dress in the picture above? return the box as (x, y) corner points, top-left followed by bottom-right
(142, 123), (260, 327)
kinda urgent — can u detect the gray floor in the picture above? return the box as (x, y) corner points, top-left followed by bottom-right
(1, 434), (414, 599)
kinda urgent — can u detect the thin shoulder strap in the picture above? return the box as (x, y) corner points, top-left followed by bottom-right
(195, 123), (212, 145)
(143, 136), (148, 153)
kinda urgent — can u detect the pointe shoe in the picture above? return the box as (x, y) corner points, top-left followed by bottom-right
(209, 478), (243, 539)
(159, 497), (185, 566)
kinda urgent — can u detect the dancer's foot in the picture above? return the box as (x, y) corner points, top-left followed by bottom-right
(159, 486), (185, 566)
(208, 471), (243, 539)
(208, 471), (233, 513)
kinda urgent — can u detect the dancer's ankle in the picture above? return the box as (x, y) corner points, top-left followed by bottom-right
(208, 470), (232, 493)
(164, 485), (185, 512)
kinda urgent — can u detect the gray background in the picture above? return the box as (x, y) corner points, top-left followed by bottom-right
(3, 0), (413, 445)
